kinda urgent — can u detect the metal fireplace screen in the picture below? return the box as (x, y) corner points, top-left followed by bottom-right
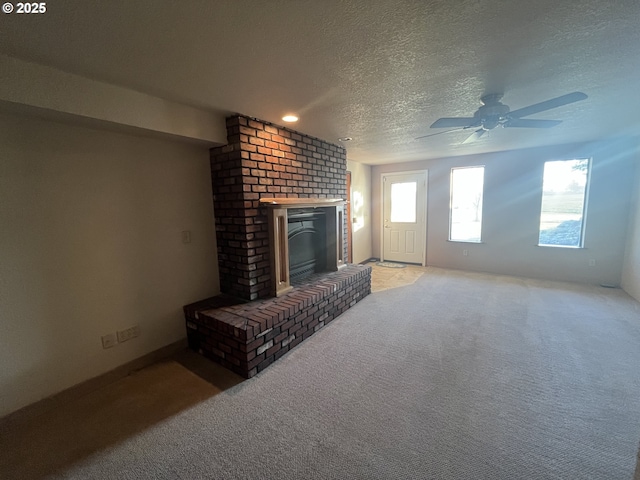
(287, 208), (327, 284)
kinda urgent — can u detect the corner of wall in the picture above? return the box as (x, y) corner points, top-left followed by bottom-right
(621, 142), (640, 302)
(347, 160), (373, 263)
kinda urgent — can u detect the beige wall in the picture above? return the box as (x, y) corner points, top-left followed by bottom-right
(0, 54), (227, 145)
(621, 143), (640, 301)
(372, 139), (636, 285)
(0, 113), (219, 417)
(347, 160), (372, 264)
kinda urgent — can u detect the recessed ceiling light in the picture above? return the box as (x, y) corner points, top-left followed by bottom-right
(338, 137), (353, 142)
(282, 115), (299, 122)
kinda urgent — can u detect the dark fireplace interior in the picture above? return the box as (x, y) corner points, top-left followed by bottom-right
(288, 208), (327, 284)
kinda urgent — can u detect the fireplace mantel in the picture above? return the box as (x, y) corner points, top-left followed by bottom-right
(259, 198), (345, 208)
(261, 197), (346, 297)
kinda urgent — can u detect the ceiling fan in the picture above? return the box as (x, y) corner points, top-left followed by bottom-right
(419, 91), (587, 144)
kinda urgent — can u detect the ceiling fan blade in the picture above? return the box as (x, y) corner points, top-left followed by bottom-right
(415, 127), (468, 140)
(505, 118), (562, 128)
(462, 129), (486, 144)
(508, 92), (587, 119)
(430, 117), (476, 128)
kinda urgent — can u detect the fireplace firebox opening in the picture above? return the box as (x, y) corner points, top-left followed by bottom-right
(261, 197), (346, 297)
(288, 208), (327, 284)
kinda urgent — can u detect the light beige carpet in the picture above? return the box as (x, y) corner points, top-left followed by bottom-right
(2, 267), (640, 479)
(0, 355), (241, 479)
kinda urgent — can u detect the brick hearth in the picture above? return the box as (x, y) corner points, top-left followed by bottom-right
(184, 264), (371, 378)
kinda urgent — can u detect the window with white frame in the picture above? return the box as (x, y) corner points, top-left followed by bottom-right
(538, 158), (590, 247)
(449, 166), (484, 242)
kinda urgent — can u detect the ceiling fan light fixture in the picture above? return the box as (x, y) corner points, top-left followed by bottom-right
(482, 118), (500, 130)
(282, 114), (299, 123)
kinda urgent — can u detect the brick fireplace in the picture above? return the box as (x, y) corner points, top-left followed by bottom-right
(210, 115), (349, 301)
(184, 115), (371, 378)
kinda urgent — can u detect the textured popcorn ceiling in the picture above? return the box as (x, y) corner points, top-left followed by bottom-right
(1, 0), (639, 164)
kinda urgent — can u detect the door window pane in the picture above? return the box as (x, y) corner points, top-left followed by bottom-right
(390, 182), (417, 223)
(450, 166), (484, 242)
(539, 159), (589, 247)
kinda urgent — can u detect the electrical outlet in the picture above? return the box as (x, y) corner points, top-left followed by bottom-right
(117, 325), (140, 343)
(101, 333), (117, 349)
(588, 259), (596, 267)
(182, 230), (191, 244)
(130, 325), (140, 338)
(463, 249), (468, 256)
(116, 329), (129, 343)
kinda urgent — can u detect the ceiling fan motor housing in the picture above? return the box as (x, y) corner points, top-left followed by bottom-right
(474, 102), (510, 130)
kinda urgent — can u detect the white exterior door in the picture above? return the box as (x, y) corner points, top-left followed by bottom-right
(382, 171), (427, 264)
